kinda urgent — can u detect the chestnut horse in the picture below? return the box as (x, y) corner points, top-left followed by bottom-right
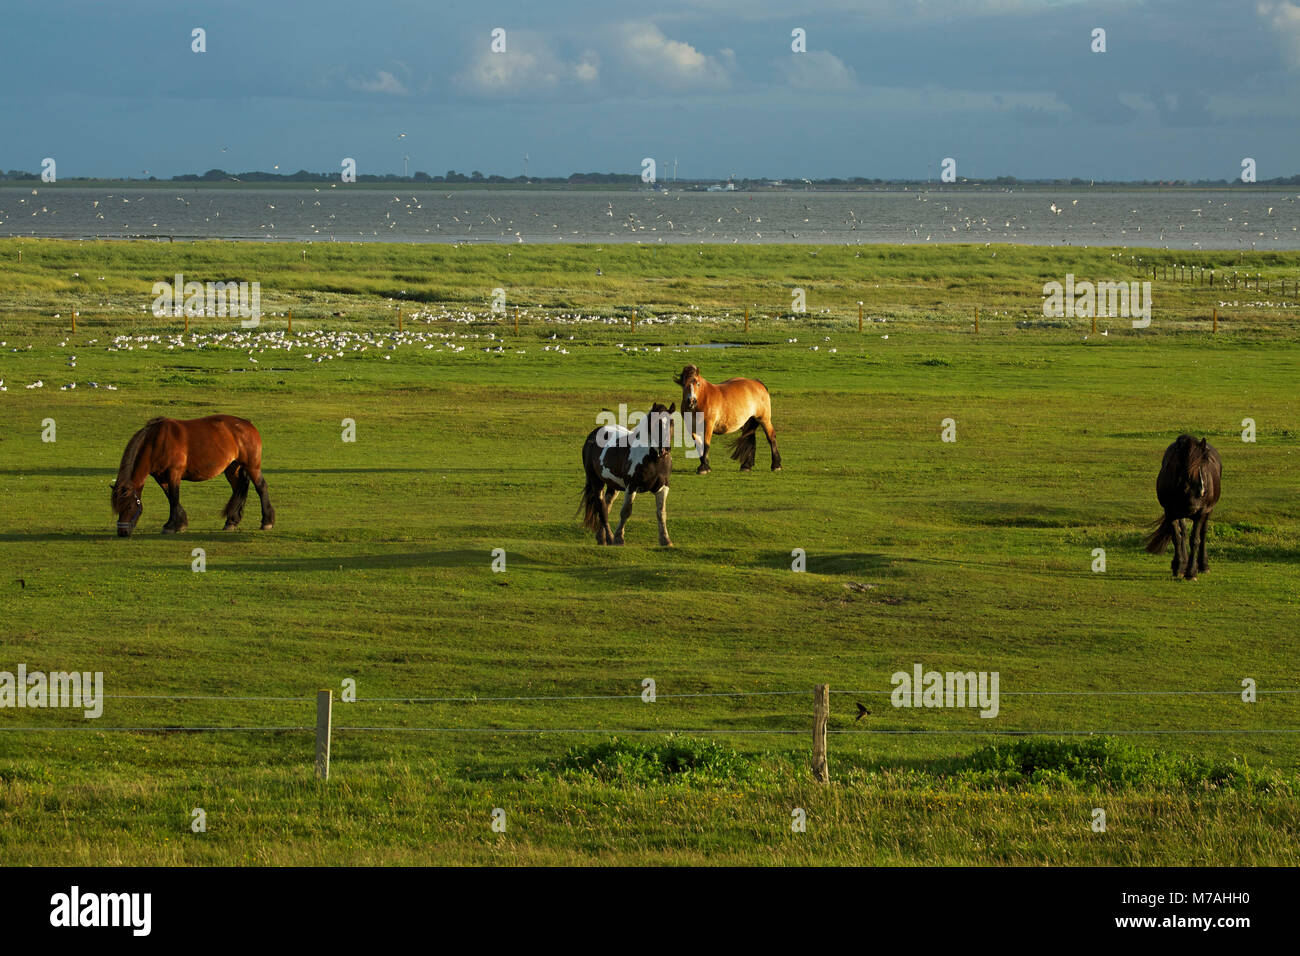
(580, 402), (675, 546)
(1145, 435), (1222, 580)
(111, 415), (274, 537)
(672, 365), (781, 474)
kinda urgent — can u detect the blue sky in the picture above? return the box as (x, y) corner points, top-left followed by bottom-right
(3, 0), (1299, 181)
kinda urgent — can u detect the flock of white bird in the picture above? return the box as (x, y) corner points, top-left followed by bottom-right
(4, 189), (1299, 247)
(5, 305), (879, 393)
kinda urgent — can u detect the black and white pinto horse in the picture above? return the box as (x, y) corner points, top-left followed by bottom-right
(580, 402), (676, 546)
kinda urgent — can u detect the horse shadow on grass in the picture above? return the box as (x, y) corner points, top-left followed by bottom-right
(760, 551), (898, 576)
(198, 549), (550, 574)
(0, 466), (437, 478)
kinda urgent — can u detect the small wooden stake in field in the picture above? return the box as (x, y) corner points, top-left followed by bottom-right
(858, 303), (863, 333)
(315, 689), (332, 781)
(812, 683), (830, 783)
(1213, 308), (1218, 333)
(71, 311), (77, 334)
(184, 312), (189, 334)
(744, 306), (749, 332)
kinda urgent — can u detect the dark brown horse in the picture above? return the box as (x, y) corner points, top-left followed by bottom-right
(580, 402), (675, 546)
(1145, 435), (1222, 580)
(672, 365), (781, 474)
(111, 415), (274, 537)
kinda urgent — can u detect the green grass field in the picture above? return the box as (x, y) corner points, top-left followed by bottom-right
(1, 238), (1298, 865)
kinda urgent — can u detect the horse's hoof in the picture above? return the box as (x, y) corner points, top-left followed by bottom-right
(660, 540), (674, 548)
(260, 523), (273, 531)
(223, 522), (238, 531)
(772, 465), (782, 472)
(613, 538), (625, 546)
(697, 467), (711, 475)
(161, 527), (177, 535)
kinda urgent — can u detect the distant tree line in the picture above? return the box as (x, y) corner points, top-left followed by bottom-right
(4, 167), (1300, 187)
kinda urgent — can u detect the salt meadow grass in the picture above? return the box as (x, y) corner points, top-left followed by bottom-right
(0, 238), (1298, 864)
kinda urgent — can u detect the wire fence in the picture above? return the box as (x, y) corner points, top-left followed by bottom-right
(6, 682), (1299, 780)
(3, 684), (1298, 736)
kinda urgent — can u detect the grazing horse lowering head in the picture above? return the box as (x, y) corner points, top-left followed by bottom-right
(673, 365), (703, 412)
(110, 480), (143, 537)
(110, 414), (275, 538)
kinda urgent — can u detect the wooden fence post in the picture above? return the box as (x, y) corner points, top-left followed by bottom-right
(974, 306), (979, 333)
(744, 306), (749, 332)
(316, 689), (332, 780)
(812, 684), (829, 783)
(1213, 307), (1218, 333)
(514, 307), (519, 334)
(397, 308), (403, 332)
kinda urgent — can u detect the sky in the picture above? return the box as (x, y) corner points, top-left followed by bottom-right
(2, 0), (1299, 182)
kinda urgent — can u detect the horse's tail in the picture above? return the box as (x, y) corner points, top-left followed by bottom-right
(579, 475), (605, 532)
(730, 417), (759, 469)
(223, 465), (251, 522)
(1145, 512), (1175, 554)
(112, 418), (163, 512)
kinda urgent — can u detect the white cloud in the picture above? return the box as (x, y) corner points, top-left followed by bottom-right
(349, 70), (409, 95)
(612, 22), (735, 91)
(776, 51), (859, 92)
(454, 34), (599, 97)
(1258, 1), (1300, 67)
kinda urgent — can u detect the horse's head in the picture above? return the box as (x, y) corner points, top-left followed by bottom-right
(110, 480), (143, 537)
(646, 401), (676, 456)
(1173, 436), (1212, 500)
(673, 365), (701, 411)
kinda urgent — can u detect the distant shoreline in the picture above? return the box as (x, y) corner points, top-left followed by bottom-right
(4, 181), (1299, 193)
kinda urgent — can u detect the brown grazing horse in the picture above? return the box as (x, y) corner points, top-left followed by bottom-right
(1145, 435), (1222, 580)
(580, 402), (675, 546)
(111, 415), (274, 537)
(672, 365), (781, 474)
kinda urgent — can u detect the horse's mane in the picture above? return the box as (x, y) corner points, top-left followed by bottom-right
(112, 418), (164, 511)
